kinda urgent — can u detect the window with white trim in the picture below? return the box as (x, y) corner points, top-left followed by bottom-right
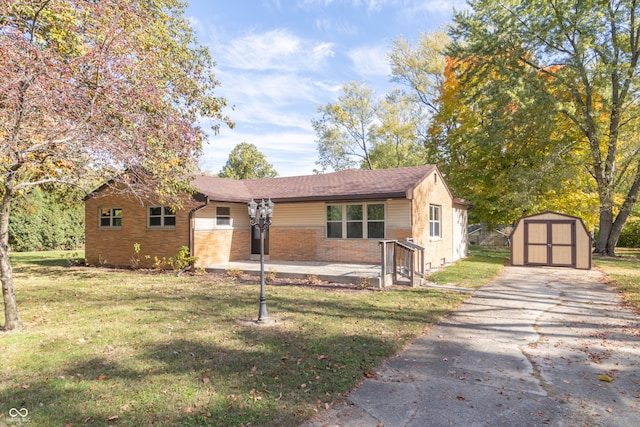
(100, 208), (122, 228)
(429, 204), (441, 239)
(148, 206), (176, 228)
(216, 206), (231, 226)
(326, 203), (385, 239)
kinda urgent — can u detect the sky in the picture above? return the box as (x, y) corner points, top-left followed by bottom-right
(185, 0), (466, 177)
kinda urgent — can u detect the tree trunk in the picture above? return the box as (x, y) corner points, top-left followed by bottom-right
(0, 191), (22, 331)
(594, 194), (615, 256)
(606, 164), (640, 255)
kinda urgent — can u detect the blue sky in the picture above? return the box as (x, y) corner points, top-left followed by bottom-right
(185, 0), (465, 177)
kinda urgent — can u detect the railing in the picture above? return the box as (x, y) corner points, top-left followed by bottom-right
(379, 239), (425, 287)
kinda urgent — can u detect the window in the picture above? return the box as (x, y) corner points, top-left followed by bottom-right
(326, 205), (343, 238)
(216, 206), (231, 226)
(148, 206), (176, 228)
(327, 203), (384, 239)
(346, 205), (363, 238)
(100, 208), (122, 228)
(429, 205), (441, 238)
(367, 204), (385, 238)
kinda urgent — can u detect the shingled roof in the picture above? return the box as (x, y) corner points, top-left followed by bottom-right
(192, 165), (439, 203)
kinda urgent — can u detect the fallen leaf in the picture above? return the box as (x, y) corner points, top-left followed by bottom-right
(20, 383), (30, 389)
(98, 375), (106, 381)
(317, 354), (328, 360)
(106, 415), (118, 421)
(456, 396), (467, 401)
(599, 375), (613, 382)
(606, 407), (613, 413)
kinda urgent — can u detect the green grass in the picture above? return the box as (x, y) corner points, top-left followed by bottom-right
(0, 251), (490, 427)
(426, 246), (508, 288)
(594, 248), (640, 311)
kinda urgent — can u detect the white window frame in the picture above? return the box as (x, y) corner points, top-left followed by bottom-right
(148, 206), (176, 229)
(429, 204), (441, 239)
(326, 202), (385, 240)
(99, 207), (122, 228)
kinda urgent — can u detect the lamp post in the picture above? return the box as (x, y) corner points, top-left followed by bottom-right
(247, 198), (274, 323)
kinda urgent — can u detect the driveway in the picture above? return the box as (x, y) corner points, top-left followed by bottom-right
(303, 266), (640, 427)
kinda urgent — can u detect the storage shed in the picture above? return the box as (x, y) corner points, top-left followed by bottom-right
(510, 211), (592, 270)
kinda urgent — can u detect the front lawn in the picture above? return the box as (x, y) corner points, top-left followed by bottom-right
(0, 251), (502, 427)
(594, 248), (640, 311)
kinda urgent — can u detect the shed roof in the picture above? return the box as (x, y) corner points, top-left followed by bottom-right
(192, 165), (438, 203)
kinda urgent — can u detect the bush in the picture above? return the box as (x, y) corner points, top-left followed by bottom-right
(9, 188), (84, 251)
(618, 219), (640, 248)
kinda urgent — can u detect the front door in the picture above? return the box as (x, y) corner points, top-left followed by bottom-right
(524, 220), (575, 267)
(251, 226), (269, 256)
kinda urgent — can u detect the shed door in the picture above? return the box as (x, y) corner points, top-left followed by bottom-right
(524, 220), (575, 267)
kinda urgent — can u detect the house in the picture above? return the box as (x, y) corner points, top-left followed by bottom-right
(84, 165), (469, 271)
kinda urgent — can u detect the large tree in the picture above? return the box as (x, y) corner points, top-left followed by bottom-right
(313, 81), (378, 172)
(218, 142), (278, 179)
(0, 0), (231, 330)
(449, 0), (640, 255)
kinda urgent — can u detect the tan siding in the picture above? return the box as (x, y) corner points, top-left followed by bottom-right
(452, 206), (468, 261)
(511, 224), (525, 265)
(386, 199), (411, 229)
(195, 203), (250, 230)
(410, 170), (454, 268)
(270, 202), (325, 227)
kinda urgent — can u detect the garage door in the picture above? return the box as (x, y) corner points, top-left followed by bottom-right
(524, 220), (575, 267)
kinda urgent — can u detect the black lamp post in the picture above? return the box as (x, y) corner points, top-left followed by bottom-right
(247, 198), (274, 323)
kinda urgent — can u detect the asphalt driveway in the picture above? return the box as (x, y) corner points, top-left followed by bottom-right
(303, 266), (640, 427)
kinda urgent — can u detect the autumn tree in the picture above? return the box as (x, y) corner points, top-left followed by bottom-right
(312, 82), (378, 171)
(0, 0), (231, 330)
(448, 0), (640, 255)
(219, 142), (278, 179)
(368, 90), (428, 169)
(426, 56), (599, 227)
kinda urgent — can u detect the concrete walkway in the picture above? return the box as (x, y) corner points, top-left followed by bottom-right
(302, 266), (640, 427)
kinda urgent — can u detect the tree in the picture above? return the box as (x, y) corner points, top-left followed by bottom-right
(448, 0), (640, 255)
(218, 142), (278, 179)
(313, 82), (378, 172)
(388, 31), (448, 115)
(0, 0), (231, 330)
(426, 55), (599, 227)
(369, 90), (428, 169)
(9, 186), (85, 252)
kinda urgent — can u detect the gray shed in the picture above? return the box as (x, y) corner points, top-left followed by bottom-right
(510, 211), (592, 270)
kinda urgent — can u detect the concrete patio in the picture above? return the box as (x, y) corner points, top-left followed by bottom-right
(206, 260), (383, 286)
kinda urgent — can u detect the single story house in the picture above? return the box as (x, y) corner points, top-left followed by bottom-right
(84, 165), (469, 270)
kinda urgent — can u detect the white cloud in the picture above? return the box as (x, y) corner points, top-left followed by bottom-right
(347, 45), (391, 78)
(219, 29), (334, 72)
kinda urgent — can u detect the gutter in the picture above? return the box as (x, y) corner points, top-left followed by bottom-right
(188, 193), (209, 263)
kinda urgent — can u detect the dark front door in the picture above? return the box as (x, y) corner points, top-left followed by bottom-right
(251, 226), (269, 256)
(524, 220), (575, 267)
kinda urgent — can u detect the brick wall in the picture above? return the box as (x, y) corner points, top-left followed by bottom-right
(267, 226), (411, 264)
(193, 229), (250, 266)
(84, 189), (197, 268)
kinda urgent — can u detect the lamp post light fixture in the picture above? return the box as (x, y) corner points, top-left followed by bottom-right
(247, 198), (274, 323)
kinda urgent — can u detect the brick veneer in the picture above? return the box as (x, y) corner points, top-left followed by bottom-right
(84, 191), (197, 268)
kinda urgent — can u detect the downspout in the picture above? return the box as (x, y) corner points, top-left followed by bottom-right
(189, 195), (209, 265)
